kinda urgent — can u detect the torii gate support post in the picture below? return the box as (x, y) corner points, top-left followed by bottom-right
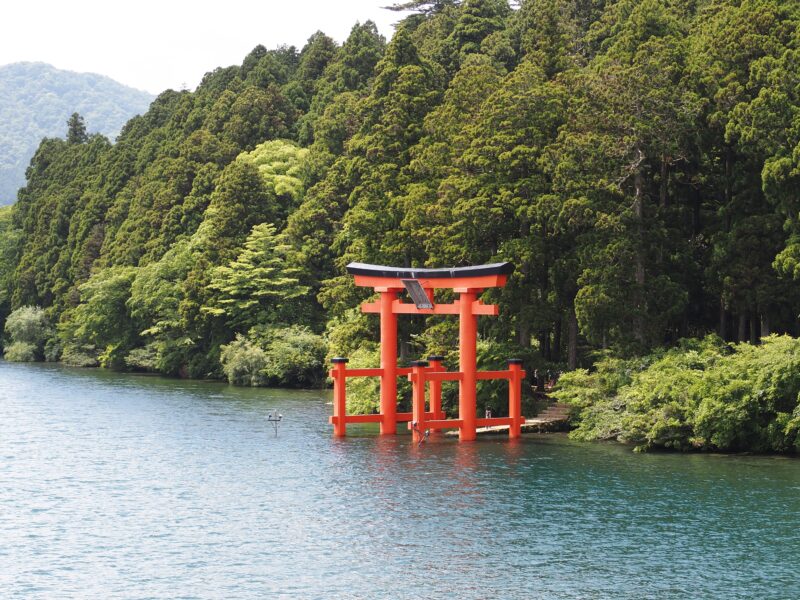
(331, 357), (349, 437)
(410, 360), (428, 443)
(379, 288), (400, 435)
(508, 359), (524, 438)
(458, 290), (479, 442)
(427, 355), (445, 421)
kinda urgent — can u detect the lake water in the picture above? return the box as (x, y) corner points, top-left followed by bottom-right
(1, 361), (799, 599)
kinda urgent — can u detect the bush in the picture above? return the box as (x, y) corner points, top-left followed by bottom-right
(220, 326), (327, 388)
(3, 306), (52, 361)
(43, 338), (62, 362)
(3, 341), (37, 362)
(57, 266), (138, 369)
(125, 344), (159, 372)
(261, 325), (326, 387)
(220, 334), (269, 386)
(61, 344), (100, 367)
(554, 335), (800, 452)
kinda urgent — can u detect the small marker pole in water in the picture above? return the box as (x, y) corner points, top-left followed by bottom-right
(267, 410), (283, 437)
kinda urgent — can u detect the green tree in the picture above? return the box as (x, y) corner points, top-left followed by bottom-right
(0, 206), (21, 322)
(237, 139), (310, 226)
(127, 239), (194, 374)
(204, 223), (308, 332)
(3, 305), (52, 361)
(552, 0), (698, 352)
(687, 0), (800, 341)
(59, 266), (139, 368)
(66, 112), (89, 144)
(331, 27), (442, 271)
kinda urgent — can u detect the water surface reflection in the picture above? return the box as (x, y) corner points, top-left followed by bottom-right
(1, 361), (798, 599)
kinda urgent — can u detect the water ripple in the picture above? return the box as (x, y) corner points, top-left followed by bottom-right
(1, 361), (799, 599)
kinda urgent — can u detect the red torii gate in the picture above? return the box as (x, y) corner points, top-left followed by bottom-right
(329, 262), (526, 442)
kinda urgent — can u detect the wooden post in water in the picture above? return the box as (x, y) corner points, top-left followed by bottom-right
(458, 290), (478, 442)
(427, 355), (445, 420)
(410, 360), (428, 443)
(331, 358), (348, 437)
(508, 359), (523, 439)
(379, 289), (399, 435)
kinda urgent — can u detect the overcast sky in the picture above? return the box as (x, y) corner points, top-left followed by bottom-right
(0, 0), (403, 94)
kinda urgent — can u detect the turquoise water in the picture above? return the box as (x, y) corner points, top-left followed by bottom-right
(1, 361), (799, 599)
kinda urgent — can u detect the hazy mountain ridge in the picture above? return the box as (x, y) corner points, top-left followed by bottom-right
(0, 62), (154, 204)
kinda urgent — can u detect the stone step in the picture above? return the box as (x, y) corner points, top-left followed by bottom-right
(535, 402), (570, 420)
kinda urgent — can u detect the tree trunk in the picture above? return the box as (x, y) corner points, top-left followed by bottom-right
(725, 147), (733, 208)
(692, 186), (701, 236)
(568, 307), (578, 370)
(660, 156), (668, 209)
(517, 319), (530, 348)
(540, 330), (551, 361)
(750, 310), (759, 345)
(737, 313), (746, 343)
(633, 154), (646, 346)
(719, 296), (728, 341)
(552, 316), (562, 362)
(761, 314), (770, 337)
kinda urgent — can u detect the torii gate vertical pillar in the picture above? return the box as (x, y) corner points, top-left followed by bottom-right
(458, 289), (479, 441)
(379, 289), (399, 435)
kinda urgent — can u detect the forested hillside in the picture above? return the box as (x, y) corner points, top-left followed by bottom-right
(1, 0), (798, 398)
(0, 62), (154, 204)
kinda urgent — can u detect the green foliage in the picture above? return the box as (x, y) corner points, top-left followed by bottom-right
(124, 344), (160, 372)
(238, 140), (310, 224)
(3, 305), (52, 361)
(253, 325), (326, 387)
(204, 223), (308, 331)
(0, 62), (153, 204)
(555, 336), (800, 452)
(0, 206), (21, 315)
(61, 345), (100, 368)
(1, 2), (800, 412)
(325, 310), (411, 415)
(219, 334), (270, 386)
(66, 113), (89, 145)
(339, 344), (384, 416)
(4, 342), (37, 362)
(219, 326), (326, 387)
(127, 239), (193, 374)
(59, 267), (139, 369)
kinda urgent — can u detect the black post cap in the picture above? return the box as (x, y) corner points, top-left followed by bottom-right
(331, 357), (349, 364)
(427, 355), (445, 362)
(411, 360), (429, 367)
(507, 358), (524, 365)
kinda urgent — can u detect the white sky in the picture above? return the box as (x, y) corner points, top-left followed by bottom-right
(0, 0), (404, 94)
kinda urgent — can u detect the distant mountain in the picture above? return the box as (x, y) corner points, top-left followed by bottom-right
(0, 62), (154, 204)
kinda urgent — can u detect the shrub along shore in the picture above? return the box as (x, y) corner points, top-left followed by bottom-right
(553, 335), (800, 453)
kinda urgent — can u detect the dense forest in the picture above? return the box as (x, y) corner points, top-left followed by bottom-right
(1, 0), (799, 428)
(0, 62), (153, 204)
